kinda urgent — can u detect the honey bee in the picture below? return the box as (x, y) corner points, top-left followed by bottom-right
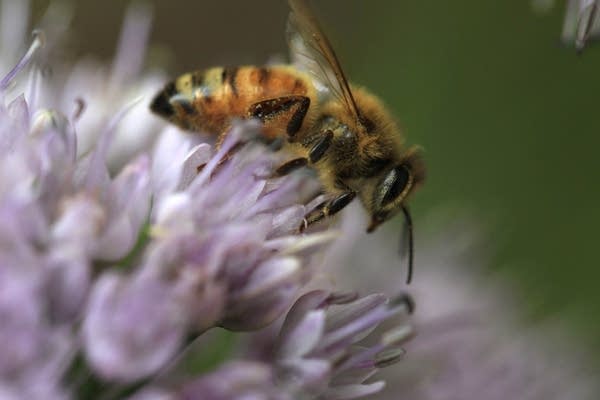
(150, 0), (425, 283)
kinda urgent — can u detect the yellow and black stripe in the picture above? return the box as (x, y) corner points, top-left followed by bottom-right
(150, 65), (316, 136)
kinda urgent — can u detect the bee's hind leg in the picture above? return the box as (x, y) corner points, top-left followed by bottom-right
(247, 95), (310, 139)
(299, 190), (356, 232)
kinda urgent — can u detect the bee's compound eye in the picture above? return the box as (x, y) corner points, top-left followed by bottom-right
(380, 165), (411, 207)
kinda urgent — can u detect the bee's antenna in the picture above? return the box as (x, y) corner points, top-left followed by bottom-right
(400, 205), (414, 284)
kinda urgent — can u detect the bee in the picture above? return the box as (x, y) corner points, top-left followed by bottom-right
(150, 0), (425, 283)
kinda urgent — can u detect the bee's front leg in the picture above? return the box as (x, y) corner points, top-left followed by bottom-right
(271, 128), (334, 178)
(299, 190), (356, 232)
(247, 95), (310, 138)
(308, 129), (334, 163)
(272, 157), (308, 177)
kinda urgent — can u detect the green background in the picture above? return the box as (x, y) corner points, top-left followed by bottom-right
(29, 0), (600, 351)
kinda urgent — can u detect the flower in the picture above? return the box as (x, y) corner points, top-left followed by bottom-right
(0, 1), (415, 398)
(178, 361), (284, 399)
(321, 209), (600, 400)
(269, 290), (413, 399)
(176, 290), (414, 400)
(142, 124), (334, 332)
(538, 0), (600, 52)
(562, 0), (600, 52)
(4, 0), (596, 399)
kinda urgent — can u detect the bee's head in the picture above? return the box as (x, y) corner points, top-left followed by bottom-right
(365, 147), (425, 233)
(360, 147), (424, 284)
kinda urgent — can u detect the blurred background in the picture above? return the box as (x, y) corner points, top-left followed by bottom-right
(24, 0), (600, 358)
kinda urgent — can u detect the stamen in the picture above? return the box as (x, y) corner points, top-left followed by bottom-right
(73, 97), (86, 121)
(0, 30), (45, 91)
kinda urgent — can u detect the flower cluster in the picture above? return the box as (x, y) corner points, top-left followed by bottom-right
(178, 291), (413, 399)
(2, 1), (599, 399)
(321, 214), (600, 400)
(0, 2), (414, 399)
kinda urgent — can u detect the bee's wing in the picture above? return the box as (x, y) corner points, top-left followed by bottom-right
(562, 0), (600, 52)
(287, 0), (362, 122)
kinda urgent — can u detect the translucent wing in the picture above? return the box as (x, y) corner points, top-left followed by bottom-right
(287, 0), (363, 123)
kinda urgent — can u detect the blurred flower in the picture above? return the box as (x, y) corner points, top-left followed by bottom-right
(559, 0), (600, 52)
(82, 273), (186, 383)
(178, 361), (284, 399)
(322, 208), (600, 400)
(532, 0), (600, 52)
(0, 1), (414, 398)
(12, 0), (595, 398)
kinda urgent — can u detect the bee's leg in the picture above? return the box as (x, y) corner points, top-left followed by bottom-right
(308, 129), (334, 163)
(299, 191), (356, 232)
(248, 96), (310, 139)
(273, 157), (308, 177)
(271, 128), (333, 178)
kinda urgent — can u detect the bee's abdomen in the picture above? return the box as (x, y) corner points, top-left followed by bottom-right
(150, 66), (312, 136)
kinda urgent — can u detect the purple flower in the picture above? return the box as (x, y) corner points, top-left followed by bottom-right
(179, 362), (285, 400)
(176, 290), (414, 400)
(0, 1), (405, 397)
(82, 273), (186, 382)
(0, 258), (71, 399)
(141, 123), (333, 332)
(322, 209), (600, 400)
(271, 290), (413, 399)
(5, 0), (593, 398)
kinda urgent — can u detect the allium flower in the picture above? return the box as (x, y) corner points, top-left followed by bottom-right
(178, 290), (413, 400)
(269, 290), (413, 398)
(0, 1), (414, 398)
(323, 210), (600, 400)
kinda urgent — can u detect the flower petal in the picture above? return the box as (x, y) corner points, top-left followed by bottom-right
(277, 310), (325, 359)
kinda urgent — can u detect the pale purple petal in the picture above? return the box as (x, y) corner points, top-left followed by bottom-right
(151, 127), (195, 196)
(110, 3), (152, 88)
(233, 257), (301, 301)
(276, 310), (325, 359)
(177, 143), (212, 190)
(50, 194), (105, 253)
(324, 294), (387, 332)
(269, 205), (305, 237)
(222, 283), (301, 331)
(83, 273), (186, 382)
(0, 0), (30, 61)
(180, 361), (285, 400)
(44, 250), (91, 322)
(278, 290), (330, 342)
(324, 381), (386, 400)
(0, 94), (29, 150)
(277, 358), (331, 389)
(95, 155), (151, 260)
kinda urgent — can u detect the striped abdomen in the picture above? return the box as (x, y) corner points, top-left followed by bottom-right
(150, 65), (315, 139)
